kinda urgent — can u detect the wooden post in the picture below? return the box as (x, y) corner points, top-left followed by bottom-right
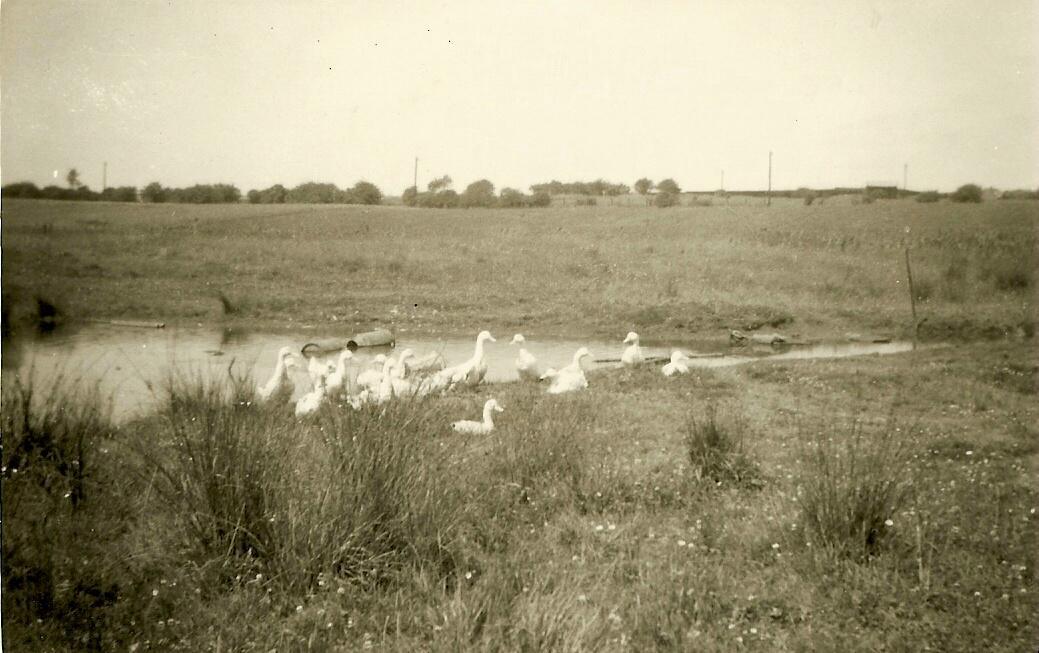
(905, 246), (918, 348)
(767, 151), (772, 207)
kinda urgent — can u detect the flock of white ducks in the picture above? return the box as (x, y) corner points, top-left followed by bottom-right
(258, 330), (691, 426)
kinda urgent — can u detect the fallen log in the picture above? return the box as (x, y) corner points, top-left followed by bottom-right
(301, 328), (395, 356)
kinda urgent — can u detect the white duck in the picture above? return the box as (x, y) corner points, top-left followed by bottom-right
(306, 353), (335, 384)
(620, 332), (644, 366)
(356, 354), (388, 392)
(509, 334), (541, 381)
(546, 347), (593, 394)
(325, 350), (354, 396)
(662, 350), (690, 377)
(451, 398), (504, 435)
(435, 330), (496, 389)
(295, 375), (327, 417)
(392, 349), (415, 378)
(257, 346), (298, 402)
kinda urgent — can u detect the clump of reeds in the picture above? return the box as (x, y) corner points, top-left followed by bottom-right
(797, 418), (915, 559)
(683, 404), (760, 487)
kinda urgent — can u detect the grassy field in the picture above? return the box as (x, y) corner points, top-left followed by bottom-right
(2, 198), (1035, 341)
(2, 198), (1037, 650)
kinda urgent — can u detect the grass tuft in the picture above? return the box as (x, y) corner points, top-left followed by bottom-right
(683, 404), (760, 488)
(797, 418), (915, 559)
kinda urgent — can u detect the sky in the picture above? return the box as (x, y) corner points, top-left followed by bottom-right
(2, 0), (1036, 194)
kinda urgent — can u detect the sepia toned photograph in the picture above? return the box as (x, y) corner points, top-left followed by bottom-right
(1, 1), (1036, 650)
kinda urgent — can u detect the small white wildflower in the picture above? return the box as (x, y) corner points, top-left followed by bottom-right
(152, 589), (159, 597)
(337, 586), (346, 595)
(771, 543), (780, 550)
(750, 627), (758, 634)
(296, 605), (304, 613)
(885, 519), (894, 527)
(577, 594), (588, 603)
(608, 524), (616, 531)
(465, 571), (473, 580)
(966, 451), (973, 456)
(677, 540), (687, 547)
(595, 524), (604, 532)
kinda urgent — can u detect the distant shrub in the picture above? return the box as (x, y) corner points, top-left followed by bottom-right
(798, 188), (817, 206)
(574, 197), (597, 207)
(2, 182), (42, 199)
(141, 182), (166, 203)
(999, 188), (1039, 200)
(684, 405), (759, 487)
(656, 178), (681, 195)
(798, 419), (914, 560)
(247, 184), (287, 204)
(654, 192), (678, 208)
(951, 183), (983, 203)
(99, 186), (138, 202)
(402, 185), (418, 207)
(499, 188), (527, 208)
(461, 179), (496, 208)
(915, 191), (941, 203)
(529, 190), (551, 207)
(634, 178), (654, 195)
(348, 180), (383, 205)
(418, 189), (459, 208)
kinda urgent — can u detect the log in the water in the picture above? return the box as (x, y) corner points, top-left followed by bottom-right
(301, 328), (395, 355)
(87, 319), (166, 328)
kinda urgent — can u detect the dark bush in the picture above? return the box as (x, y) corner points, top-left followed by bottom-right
(656, 178), (681, 194)
(141, 182), (166, 203)
(499, 188), (527, 208)
(951, 183), (983, 203)
(349, 181), (383, 205)
(915, 191), (941, 203)
(654, 192), (678, 208)
(461, 179), (496, 208)
(99, 187), (138, 202)
(2, 182), (42, 199)
(999, 188), (1039, 200)
(402, 185), (418, 207)
(247, 184), (287, 204)
(529, 191), (551, 207)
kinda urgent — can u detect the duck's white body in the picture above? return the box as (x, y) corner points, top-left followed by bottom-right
(324, 350), (354, 395)
(435, 330), (496, 390)
(306, 353), (336, 385)
(257, 346), (298, 402)
(452, 398), (504, 435)
(662, 350), (690, 377)
(546, 347), (592, 394)
(620, 332), (644, 366)
(295, 376), (327, 416)
(356, 354), (388, 392)
(510, 334), (541, 381)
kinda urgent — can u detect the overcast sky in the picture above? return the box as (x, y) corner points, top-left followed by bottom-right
(2, 0), (1036, 194)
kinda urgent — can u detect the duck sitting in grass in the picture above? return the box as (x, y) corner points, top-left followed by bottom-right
(545, 347), (593, 394)
(662, 350), (690, 376)
(510, 334), (541, 381)
(620, 331), (644, 365)
(451, 398), (504, 435)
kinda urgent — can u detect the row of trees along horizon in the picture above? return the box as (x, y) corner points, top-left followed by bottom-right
(2, 168), (1035, 206)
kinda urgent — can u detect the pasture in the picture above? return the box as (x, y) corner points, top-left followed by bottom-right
(2, 198), (1035, 340)
(1, 198), (1037, 651)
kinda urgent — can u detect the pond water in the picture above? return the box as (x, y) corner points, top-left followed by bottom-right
(1, 324), (913, 422)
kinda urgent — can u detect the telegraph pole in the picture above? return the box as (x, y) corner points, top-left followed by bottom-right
(102, 161), (107, 191)
(767, 151), (772, 207)
(413, 157), (418, 191)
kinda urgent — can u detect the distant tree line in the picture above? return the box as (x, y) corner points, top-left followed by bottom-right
(402, 176), (551, 209)
(246, 181), (383, 205)
(141, 182), (242, 203)
(1, 180), (137, 202)
(529, 179), (631, 196)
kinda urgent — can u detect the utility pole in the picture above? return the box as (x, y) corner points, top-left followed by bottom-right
(767, 151), (772, 207)
(413, 157), (418, 191)
(102, 161), (107, 191)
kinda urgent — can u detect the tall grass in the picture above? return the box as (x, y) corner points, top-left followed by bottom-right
(683, 404), (760, 487)
(134, 372), (465, 592)
(797, 419), (915, 559)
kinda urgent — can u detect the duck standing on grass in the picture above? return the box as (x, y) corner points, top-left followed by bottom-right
(324, 350), (354, 397)
(356, 354), (388, 392)
(451, 398), (504, 435)
(435, 330), (496, 390)
(257, 346), (298, 402)
(662, 350), (690, 376)
(510, 334), (541, 381)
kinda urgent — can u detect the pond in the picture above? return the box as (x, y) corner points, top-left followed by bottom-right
(2, 324), (913, 422)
